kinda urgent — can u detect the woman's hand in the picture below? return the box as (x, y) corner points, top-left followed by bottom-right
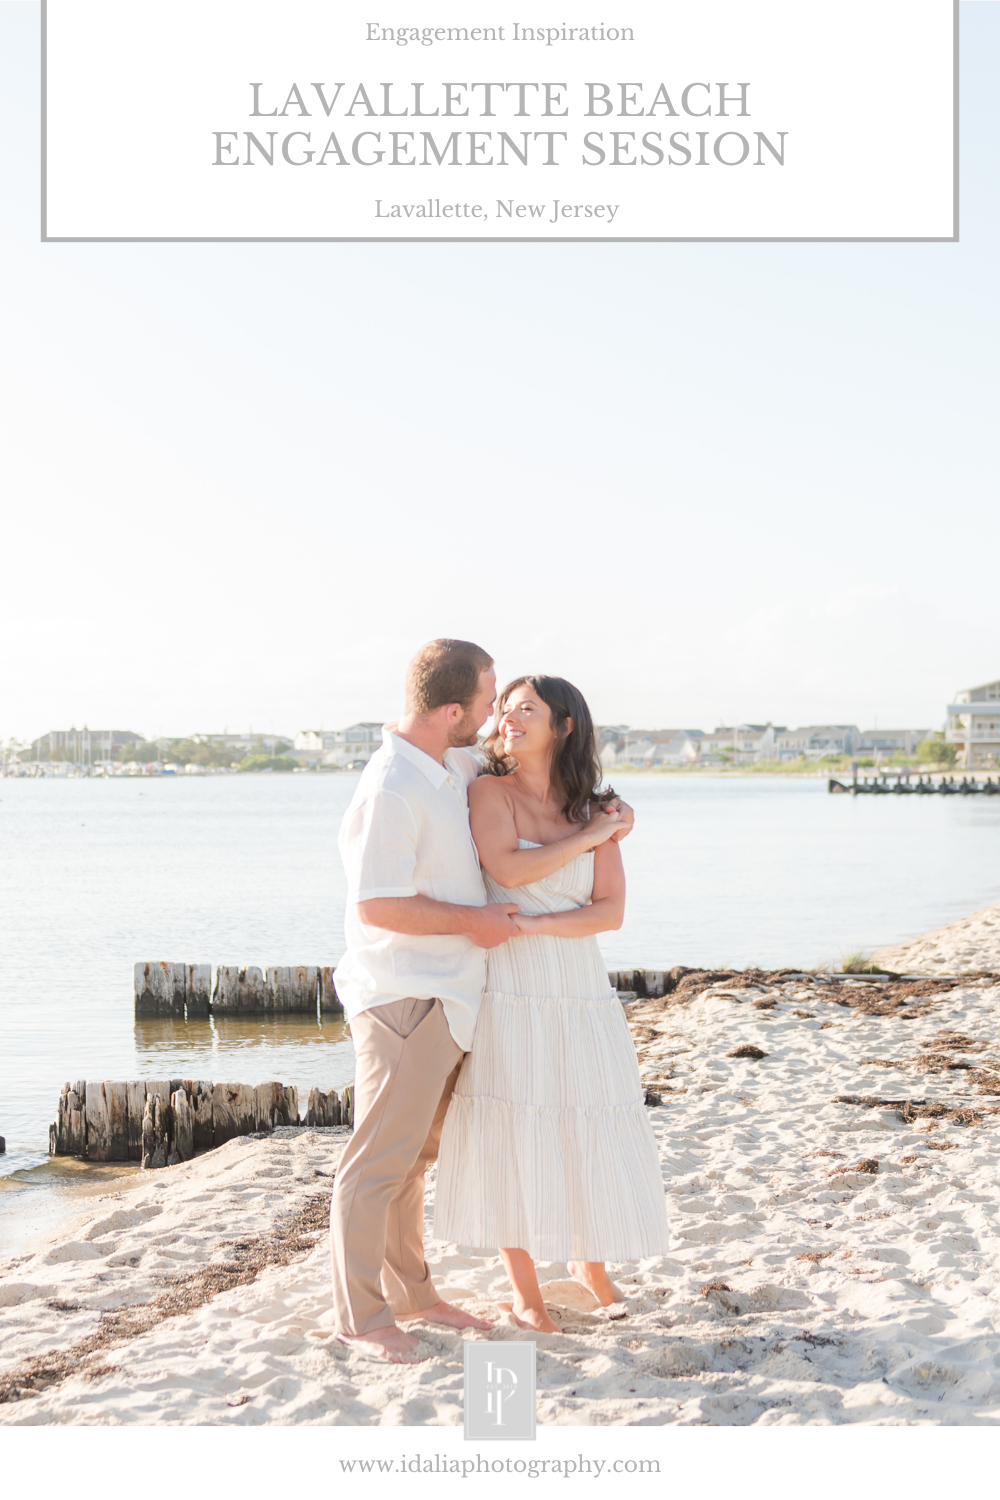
(581, 804), (624, 849)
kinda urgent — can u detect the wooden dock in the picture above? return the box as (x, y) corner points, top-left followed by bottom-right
(829, 769), (1000, 796)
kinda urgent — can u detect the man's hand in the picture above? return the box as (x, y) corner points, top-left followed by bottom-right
(464, 902), (521, 949)
(608, 796), (635, 842)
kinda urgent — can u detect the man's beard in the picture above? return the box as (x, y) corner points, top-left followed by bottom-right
(447, 709), (483, 747)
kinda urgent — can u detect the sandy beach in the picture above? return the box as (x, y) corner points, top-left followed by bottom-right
(876, 900), (1000, 977)
(3, 936), (1000, 1425)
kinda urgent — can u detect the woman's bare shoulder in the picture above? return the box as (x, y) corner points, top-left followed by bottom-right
(468, 772), (512, 806)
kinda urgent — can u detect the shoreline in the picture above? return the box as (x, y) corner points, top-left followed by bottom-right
(875, 899), (1000, 976)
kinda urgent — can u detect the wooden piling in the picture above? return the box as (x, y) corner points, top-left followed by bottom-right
(181, 1079), (213, 1151)
(341, 1083), (355, 1129)
(185, 964), (212, 1018)
(134, 961), (186, 1018)
(85, 1080), (129, 1162)
(213, 966), (268, 1015)
(211, 1081), (256, 1145)
(141, 1092), (172, 1170)
(171, 1087), (194, 1163)
(319, 966), (345, 1013)
(306, 1087), (342, 1126)
(267, 966), (319, 1013)
(126, 1081), (147, 1161)
(608, 969), (668, 999)
(53, 1081), (88, 1156)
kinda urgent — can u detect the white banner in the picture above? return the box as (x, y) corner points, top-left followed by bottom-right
(42, 0), (957, 241)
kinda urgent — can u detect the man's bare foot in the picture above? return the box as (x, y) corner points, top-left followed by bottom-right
(406, 1299), (496, 1332)
(497, 1300), (561, 1335)
(567, 1261), (626, 1306)
(336, 1325), (424, 1364)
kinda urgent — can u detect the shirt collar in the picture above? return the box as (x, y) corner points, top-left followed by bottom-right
(382, 727), (454, 789)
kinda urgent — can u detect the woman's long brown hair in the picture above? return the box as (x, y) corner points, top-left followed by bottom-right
(482, 675), (615, 825)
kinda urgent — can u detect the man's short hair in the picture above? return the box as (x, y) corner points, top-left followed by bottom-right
(405, 639), (494, 714)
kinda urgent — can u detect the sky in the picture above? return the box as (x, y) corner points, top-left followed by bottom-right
(2, 2), (998, 743)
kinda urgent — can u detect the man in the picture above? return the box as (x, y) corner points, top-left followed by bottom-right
(331, 639), (632, 1363)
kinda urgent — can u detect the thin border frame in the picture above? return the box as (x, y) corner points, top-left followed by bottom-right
(39, 0), (959, 245)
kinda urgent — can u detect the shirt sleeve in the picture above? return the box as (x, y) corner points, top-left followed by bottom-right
(340, 789), (420, 902)
(448, 746), (485, 788)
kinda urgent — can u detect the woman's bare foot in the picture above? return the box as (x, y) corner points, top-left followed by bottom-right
(407, 1299), (496, 1331)
(336, 1325), (424, 1363)
(567, 1261), (626, 1306)
(497, 1300), (561, 1335)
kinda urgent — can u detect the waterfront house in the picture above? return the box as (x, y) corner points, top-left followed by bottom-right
(856, 729), (931, 757)
(776, 725), (860, 761)
(651, 732), (705, 765)
(293, 729), (336, 755)
(612, 730), (689, 768)
(293, 722), (384, 768)
(946, 679), (1000, 769)
(701, 724), (784, 765)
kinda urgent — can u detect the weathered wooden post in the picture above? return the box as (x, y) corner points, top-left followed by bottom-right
(341, 1083), (355, 1129)
(212, 1081), (257, 1144)
(171, 1087), (194, 1163)
(267, 966), (320, 1013)
(185, 964), (212, 1018)
(126, 1081), (147, 1161)
(51, 1080), (88, 1156)
(319, 966), (345, 1013)
(180, 1079), (213, 1150)
(141, 1092), (172, 1169)
(213, 966), (268, 1015)
(306, 1087), (342, 1126)
(134, 961), (186, 1018)
(85, 1080), (129, 1161)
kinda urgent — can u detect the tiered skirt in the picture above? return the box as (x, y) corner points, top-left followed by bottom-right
(434, 974), (670, 1262)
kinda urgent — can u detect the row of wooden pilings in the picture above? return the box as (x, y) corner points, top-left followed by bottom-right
(136, 962), (675, 1017)
(50, 1078), (354, 1169)
(134, 962), (345, 1018)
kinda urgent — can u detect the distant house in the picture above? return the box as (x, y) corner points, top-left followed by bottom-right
(776, 725), (860, 761)
(856, 729), (930, 757)
(701, 724), (784, 765)
(294, 723), (384, 767)
(651, 732), (704, 766)
(294, 729), (336, 754)
(610, 730), (689, 768)
(946, 678), (1000, 769)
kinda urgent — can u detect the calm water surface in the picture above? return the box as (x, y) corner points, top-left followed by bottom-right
(2, 772), (999, 1248)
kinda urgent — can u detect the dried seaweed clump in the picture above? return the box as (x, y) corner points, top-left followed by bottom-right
(0, 1191), (331, 1405)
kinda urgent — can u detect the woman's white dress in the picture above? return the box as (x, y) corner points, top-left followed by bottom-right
(434, 842), (669, 1262)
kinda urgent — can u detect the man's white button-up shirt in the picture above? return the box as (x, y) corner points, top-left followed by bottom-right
(333, 728), (487, 1050)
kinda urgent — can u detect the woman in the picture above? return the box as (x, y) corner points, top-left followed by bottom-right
(434, 676), (669, 1332)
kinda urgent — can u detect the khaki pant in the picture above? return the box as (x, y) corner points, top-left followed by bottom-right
(330, 996), (464, 1336)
